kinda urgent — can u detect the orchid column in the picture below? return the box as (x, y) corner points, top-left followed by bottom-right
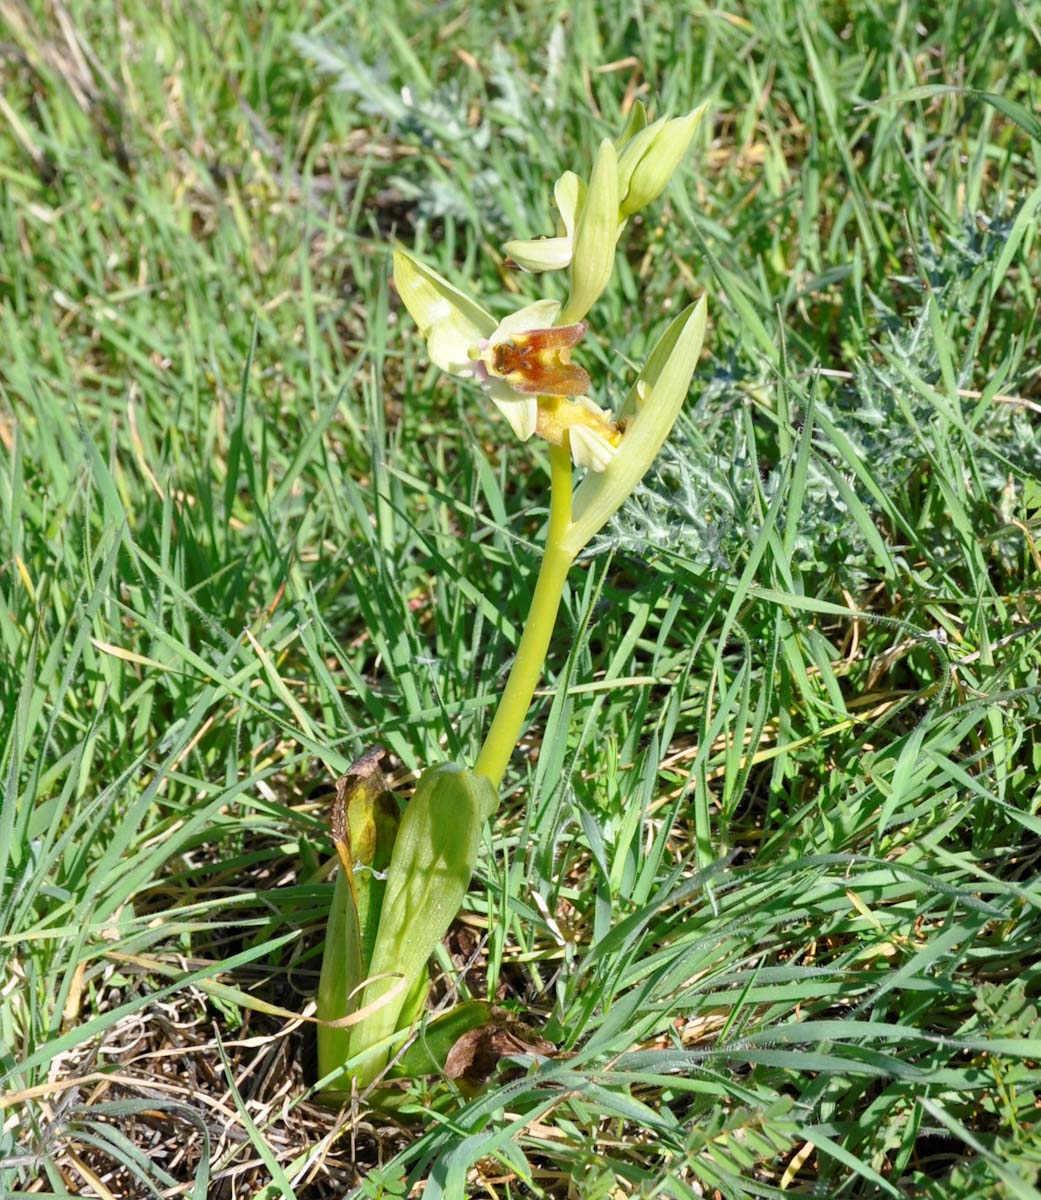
(318, 103), (709, 1092)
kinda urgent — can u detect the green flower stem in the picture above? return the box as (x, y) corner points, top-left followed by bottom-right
(474, 443), (575, 790)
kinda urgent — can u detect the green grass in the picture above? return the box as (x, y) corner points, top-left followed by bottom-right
(2, 0), (1040, 1195)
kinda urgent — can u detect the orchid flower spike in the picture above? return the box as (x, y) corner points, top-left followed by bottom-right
(393, 249), (623, 472)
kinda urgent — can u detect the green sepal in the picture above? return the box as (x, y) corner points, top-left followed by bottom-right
(350, 783), (399, 967)
(392, 249), (495, 374)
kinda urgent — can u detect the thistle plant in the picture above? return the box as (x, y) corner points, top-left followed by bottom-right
(317, 102), (708, 1094)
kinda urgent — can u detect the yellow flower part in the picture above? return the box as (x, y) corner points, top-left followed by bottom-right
(535, 395), (622, 473)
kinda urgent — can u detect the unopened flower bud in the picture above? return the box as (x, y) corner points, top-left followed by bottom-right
(617, 103), (707, 219)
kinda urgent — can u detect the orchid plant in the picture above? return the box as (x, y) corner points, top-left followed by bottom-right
(317, 101), (709, 1095)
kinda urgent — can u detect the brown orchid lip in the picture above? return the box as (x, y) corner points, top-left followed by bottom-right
(487, 322), (591, 397)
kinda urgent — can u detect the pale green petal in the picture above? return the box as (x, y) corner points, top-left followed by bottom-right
(564, 296), (708, 554)
(491, 298), (562, 341)
(561, 139), (619, 324)
(482, 379), (538, 440)
(393, 250), (495, 374)
(503, 236), (573, 272)
(554, 171), (583, 240)
(569, 424), (617, 472)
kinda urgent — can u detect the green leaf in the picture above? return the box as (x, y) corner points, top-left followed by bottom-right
(388, 1000), (493, 1077)
(348, 763), (498, 1084)
(614, 100), (648, 148)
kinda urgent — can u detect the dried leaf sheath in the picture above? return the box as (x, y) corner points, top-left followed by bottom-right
(317, 747), (399, 1087)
